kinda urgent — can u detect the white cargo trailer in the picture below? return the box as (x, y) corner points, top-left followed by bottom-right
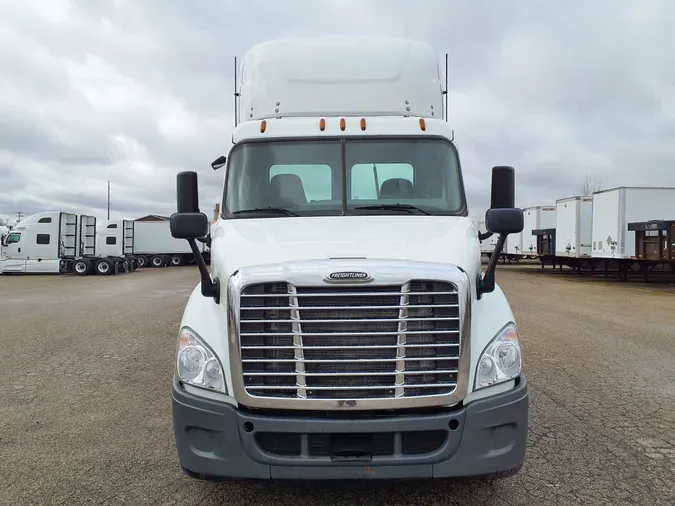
(522, 206), (556, 256)
(555, 196), (593, 257)
(505, 230), (522, 257)
(97, 219), (208, 268)
(0, 212), (132, 275)
(591, 186), (675, 259)
(477, 220), (496, 254)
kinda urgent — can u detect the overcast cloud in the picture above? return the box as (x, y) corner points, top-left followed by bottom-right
(1, 0), (674, 225)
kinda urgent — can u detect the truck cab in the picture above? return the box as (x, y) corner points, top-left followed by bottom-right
(168, 37), (527, 481)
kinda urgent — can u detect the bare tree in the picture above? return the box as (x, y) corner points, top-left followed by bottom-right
(580, 174), (602, 196)
(0, 217), (8, 227)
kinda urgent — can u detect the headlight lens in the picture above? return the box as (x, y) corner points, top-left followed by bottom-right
(176, 327), (227, 393)
(474, 323), (522, 390)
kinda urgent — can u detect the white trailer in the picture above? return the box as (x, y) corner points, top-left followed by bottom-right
(522, 206), (556, 256)
(591, 186), (675, 259)
(505, 230), (522, 257)
(97, 219), (208, 268)
(555, 196), (593, 257)
(0, 212), (133, 275)
(477, 220), (496, 254)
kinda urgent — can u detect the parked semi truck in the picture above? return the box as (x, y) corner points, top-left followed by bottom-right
(0, 212), (136, 275)
(96, 219), (209, 268)
(168, 37), (527, 481)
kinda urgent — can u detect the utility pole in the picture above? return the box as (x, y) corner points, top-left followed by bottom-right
(107, 181), (111, 219)
(16, 212), (23, 223)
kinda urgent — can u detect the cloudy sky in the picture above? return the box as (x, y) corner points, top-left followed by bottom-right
(1, 0), (674, 225)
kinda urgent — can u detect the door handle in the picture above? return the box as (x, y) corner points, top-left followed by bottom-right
(18, 247), (21, 252)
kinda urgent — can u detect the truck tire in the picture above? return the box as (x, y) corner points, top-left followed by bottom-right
(95, 259), (114, 275)
(74, 258), (94, 276)
(170, 254), (183, 266)
(151, 255), (165, 268)
(136, 256), (147, 268)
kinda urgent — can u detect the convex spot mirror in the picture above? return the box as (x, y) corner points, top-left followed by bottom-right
(170, 212), (209, 239)
(486, 208), (523, 235)
(211, 155), (227, 171)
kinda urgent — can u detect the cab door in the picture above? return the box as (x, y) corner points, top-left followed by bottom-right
(1, 232), (27, 273)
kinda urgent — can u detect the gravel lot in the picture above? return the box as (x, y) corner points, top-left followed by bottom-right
(1, 266), (673, 505)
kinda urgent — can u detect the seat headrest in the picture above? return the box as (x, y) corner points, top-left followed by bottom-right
(269, 173), (307, 206)
(379, 178), (414, 199)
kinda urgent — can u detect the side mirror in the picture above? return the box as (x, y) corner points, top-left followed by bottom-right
(211, 155), (227, 171)
(490, 165), (515, 209)
(478, 166), (522, 299)
(486, 208), (523, 235)
(170, 213), (209, 239)
(177, 171), (200, 214)
(172, 171), (220, 303)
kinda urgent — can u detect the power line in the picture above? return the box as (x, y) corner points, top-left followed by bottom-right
(16, 212), (23, 223)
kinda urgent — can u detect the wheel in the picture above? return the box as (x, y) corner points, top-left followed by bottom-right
(170, 254), (183, 267)
(151, 255), (165, 268)
(95, 259), (114, 275)
(74, 259), (94, 276)
(136, 256), (147, 268)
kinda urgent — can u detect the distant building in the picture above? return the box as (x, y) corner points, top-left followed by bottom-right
(135, 214), (169, 222)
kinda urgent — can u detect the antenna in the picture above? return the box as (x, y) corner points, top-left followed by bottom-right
(234, 56), (239, 128)
(444, 53), (449, 122)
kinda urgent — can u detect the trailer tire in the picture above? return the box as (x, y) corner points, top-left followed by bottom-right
(135, 256), (147, 268)
(170, 254), (183, 267)
(95, 259), (114, 275)
(151, 255), (165, 268)
(74, 259), (94, 276)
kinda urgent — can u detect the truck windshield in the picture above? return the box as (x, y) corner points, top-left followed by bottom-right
(223, 138), (466, 217)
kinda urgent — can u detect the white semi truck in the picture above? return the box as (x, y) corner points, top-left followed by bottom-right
(96, 219), (209, 268)
(168, 37), (527, 481)
(0, 211), (136, 275)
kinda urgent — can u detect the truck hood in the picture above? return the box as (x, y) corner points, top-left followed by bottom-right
(211, 215), (481, 277)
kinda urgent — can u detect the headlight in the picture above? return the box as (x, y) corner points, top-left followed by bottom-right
(474, 322), (522, 390)
(176, 327), (227, 394)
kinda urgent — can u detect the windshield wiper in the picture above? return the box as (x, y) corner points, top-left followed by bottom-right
(353, 204), (430, 215)
(232, 207), (299, 217)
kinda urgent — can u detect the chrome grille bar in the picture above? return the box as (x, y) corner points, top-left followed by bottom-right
(288, 284), (306, 399)
(395, 282), (409, 397)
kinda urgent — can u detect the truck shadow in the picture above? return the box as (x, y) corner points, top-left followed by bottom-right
(200, 475), (517, 504)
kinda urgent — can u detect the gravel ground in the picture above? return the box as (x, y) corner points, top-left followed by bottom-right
(0, 266), (673, 505)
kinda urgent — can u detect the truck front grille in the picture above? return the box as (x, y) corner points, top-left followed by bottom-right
(239, 280), (461, 400)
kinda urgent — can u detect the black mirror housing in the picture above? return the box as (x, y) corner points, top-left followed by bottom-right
(486, 208), (523, 235)
(490, 166), (516, 209)
(170, 212), (209, 239)
(177, 171), (200, 214)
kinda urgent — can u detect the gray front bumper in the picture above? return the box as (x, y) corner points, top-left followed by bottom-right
(171, 374), (528, 480)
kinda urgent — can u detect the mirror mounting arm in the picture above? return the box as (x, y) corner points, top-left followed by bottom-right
(187, 238), (220, 303)
(478, 231), (493, 241)
(477, 234), (506, 299)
